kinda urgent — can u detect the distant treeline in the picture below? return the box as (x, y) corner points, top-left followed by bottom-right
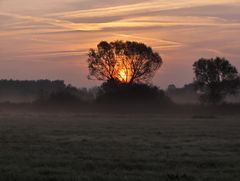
(0, 79), (239, 105)
(0, 79), (96, 103)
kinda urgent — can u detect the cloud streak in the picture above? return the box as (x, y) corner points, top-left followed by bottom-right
(1, 12), (240, 37)
(48, 0), (239, 19)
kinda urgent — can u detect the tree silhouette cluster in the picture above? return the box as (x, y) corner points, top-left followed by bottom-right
(193, 57), (240, 104)
(87, 41), (240, 105)
(0, 41), (239, 106)
(0, 80), (97, 104)
(96, 79), (171, 105)
(88, 41), (162, 84)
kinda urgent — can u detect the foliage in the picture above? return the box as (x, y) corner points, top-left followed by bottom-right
(96, 80), (171, 106)
(87, 40), (162, 84)
(46, 89), (80, 104)
(0, 80), (98, 103)
(0, 79), (66, 103)
(193, 57), (240, 104)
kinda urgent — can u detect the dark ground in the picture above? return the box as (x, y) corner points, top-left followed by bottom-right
(0, 112), (240, 181)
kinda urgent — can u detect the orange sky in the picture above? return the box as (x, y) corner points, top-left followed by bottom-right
(0, 0), (240, 88)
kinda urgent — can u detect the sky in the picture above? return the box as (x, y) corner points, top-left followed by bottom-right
(0, 0), (240, 88)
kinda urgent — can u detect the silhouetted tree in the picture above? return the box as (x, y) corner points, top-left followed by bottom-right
(97, 81), (172, 106)
(87, 40), (162, 84)
(193, 57), (240, 104)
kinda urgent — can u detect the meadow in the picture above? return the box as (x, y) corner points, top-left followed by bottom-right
(0, 112), (240, 181)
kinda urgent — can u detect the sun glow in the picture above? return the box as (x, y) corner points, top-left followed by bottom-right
(119, 68), (128, 82)
(114, 61), (133, 83)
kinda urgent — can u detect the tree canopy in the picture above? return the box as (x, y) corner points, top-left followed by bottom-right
(193, 57), (240, 104)
(87, 40), (162, 84)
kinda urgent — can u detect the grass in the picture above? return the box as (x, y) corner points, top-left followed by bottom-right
(0, 112), (240, 180)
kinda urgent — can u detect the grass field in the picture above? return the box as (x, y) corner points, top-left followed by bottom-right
(0, 112), (240, 181)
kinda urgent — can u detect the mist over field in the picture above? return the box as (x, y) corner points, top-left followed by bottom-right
(0, 79), (239, 105)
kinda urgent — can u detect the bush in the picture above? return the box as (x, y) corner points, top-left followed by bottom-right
(96, 80), (172, 106)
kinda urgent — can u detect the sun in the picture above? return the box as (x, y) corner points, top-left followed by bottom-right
(114, 60), (133, 83)
(119, 69), (127, 82)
